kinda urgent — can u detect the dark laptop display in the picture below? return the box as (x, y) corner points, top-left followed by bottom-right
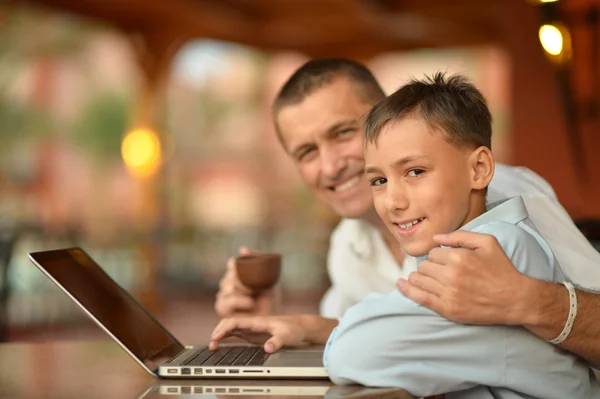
(29, 248), (185, 371)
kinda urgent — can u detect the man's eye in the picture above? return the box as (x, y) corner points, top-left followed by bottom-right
(370, 177), (387, 186)
(407, 169), (424, 177)
(298, 148), (315, 161)
(337, 128), (354, 137)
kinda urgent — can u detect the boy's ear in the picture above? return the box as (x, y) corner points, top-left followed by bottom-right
(469, 146), (494, 190)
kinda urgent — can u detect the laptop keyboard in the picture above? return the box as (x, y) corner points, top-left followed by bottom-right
(184, 346), (270, 367)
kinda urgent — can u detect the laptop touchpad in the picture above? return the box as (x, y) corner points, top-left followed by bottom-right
(266, 349), (324, 367)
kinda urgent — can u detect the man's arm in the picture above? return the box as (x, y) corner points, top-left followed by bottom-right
(397, 231), (600, 365)
(521, 279), (600, 365)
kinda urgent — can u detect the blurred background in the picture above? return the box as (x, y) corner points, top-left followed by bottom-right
(0, 0), (599, 344)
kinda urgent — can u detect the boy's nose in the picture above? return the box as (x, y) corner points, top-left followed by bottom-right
(384, 182), (409, 212)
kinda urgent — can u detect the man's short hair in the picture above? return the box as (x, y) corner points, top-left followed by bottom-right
(364, 72), (492, 150)
(273, 58), (386, 143)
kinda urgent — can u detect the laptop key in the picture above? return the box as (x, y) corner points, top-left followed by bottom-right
(216, 347), (246, 366)
(247, 349), (270, 366)
(186, 347), (216, 366)
(232, 348), (260, 366)
(202, 348), (233, 366)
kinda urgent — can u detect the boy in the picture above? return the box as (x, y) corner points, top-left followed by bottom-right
(323, 73), (599, 398)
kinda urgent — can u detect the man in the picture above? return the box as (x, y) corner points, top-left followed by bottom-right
(213, 58), (600, 365)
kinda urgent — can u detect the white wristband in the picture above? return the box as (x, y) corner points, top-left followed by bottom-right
(548, 281), (577, 345)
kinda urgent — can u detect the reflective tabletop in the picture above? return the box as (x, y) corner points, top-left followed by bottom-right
(0, 340), (414, 399)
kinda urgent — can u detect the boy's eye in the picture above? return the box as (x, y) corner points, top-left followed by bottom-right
(370, 177), (387, 186)
(407, 169), (424, 177)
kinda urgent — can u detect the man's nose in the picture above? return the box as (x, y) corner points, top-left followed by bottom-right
(320, 148), (346, 180)
(384, 181), (409, 212)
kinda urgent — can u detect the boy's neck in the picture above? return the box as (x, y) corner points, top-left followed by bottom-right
(363, 207), (406, 264)
(459, 192), (488, 229)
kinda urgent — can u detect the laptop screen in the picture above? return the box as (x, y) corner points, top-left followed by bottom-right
(29, 248), (185, 373)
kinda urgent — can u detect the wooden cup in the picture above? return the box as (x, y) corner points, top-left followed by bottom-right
(235, 253), (282, 293)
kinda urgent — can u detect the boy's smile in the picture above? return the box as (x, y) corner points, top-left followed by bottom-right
(364, 117), (485, 257)
(393, 217), (425, 237)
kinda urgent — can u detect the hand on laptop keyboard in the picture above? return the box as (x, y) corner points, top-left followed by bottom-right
(210, 315), (319, 353)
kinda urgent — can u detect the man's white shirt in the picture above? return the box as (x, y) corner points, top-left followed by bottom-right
(321, 163), (600, 319)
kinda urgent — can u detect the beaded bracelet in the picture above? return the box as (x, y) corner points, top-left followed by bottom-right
(548, 281), (577, 345)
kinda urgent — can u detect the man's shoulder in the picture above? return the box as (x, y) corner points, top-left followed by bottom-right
(489, 163), (557, 202)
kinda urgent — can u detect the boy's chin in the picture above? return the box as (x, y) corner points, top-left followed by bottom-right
(403, 242), (435, 258)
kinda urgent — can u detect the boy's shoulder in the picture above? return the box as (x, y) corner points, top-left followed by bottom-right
(468, 220), (556, 280)
(469, 220), (531, 245)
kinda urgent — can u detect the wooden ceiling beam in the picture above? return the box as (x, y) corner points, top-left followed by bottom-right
(18, 0), (259, 42)
(281, 31), (496, 58)
(15, 0), (502, 54)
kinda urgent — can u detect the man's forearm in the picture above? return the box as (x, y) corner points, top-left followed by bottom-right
(297, 315), (339, 345)
(521, 278), (600, 365)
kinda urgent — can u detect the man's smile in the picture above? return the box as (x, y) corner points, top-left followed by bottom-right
(328, 175), (361, 193)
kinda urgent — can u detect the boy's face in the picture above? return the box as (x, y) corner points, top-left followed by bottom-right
(364, 117), (482, 257)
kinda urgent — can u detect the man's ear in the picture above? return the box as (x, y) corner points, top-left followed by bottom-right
(469, 146), (494, 190)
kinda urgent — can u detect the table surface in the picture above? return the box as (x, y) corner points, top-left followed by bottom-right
(0, 340), (414, 399)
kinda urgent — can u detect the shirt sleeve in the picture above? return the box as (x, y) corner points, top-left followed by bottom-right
(319, 286), (343, 319)
(471, 221), (557, 281)
(323, 222), (596, 398)
(520, 194), (600, 290)
(322, 220), (375, 319)
(320, 221), (351, 319)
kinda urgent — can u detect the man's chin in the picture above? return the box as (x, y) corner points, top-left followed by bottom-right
(331, 201), (373, 220)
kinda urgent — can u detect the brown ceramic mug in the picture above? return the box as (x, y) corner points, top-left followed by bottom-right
(235, 253), (282, 293)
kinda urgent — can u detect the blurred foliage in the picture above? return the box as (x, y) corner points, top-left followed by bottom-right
(0, 6), (92, 66)
(0, 5), (94, 148)
(0, 97), (54, 147)
(72, 93), (131, 161)
(0, 6), (129, 163)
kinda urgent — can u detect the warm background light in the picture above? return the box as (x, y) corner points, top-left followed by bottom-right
(539, 24), (564, 56)
(121, 128), (162, 178)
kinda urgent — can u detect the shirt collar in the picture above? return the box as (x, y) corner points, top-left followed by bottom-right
(459, 195), (529, 233)
(416, 196), (529, 266)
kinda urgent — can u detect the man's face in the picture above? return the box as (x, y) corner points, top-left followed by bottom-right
(364, 117), (475, 257)
(276, 78), (374, 218)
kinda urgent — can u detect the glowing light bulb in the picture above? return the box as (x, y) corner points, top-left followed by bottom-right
(121, 128), (162, 178)
(539, 24), (564, 56)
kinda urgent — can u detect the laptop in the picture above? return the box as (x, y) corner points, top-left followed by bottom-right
(28, 247), (328, 379)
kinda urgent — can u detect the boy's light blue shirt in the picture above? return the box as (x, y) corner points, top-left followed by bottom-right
(323, 196), (600, 399)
